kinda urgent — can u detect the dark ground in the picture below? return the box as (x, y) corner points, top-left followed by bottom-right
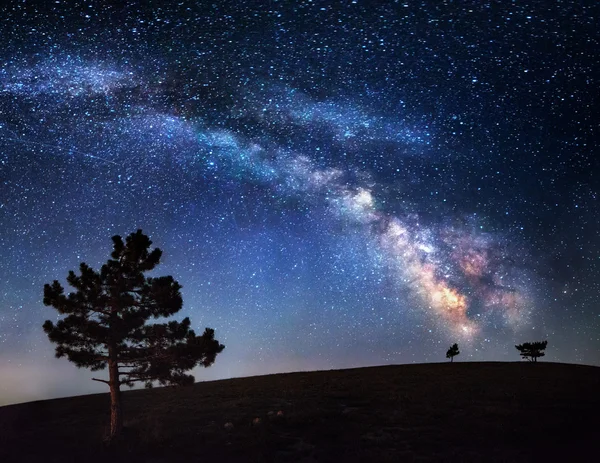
(1, 362), (599, 462)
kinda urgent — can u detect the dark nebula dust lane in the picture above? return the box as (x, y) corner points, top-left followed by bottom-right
(0, 1), (598, 405)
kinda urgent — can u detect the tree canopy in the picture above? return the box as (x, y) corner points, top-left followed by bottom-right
(515, 341), (547, 362)
(446, 343), (460, 362)
(43, 229), (224, 440)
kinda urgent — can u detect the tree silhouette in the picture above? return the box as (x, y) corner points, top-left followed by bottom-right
(515, 340), (547, 362)
(42, 230), (224, 441)
(446, 343), (460, 362)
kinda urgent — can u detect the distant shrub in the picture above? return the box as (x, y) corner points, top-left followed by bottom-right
(446, 343), (460, 362)
(515, 341), (548, 362)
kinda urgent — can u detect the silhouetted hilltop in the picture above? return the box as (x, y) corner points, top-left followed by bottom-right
(1, 362), (599, 462)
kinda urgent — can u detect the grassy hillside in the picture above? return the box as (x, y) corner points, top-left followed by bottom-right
(1, 362), (599, 462)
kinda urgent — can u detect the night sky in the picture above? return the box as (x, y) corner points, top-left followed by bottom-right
(1, 1), (598, 405)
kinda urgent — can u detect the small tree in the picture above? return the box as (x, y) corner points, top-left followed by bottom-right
(43, 230), (225, 441)
(515, 340), (547, 362)
(446, 343), (460, 362)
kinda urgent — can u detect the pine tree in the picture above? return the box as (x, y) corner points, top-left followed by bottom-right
(515, 340), (547, 362)
(43, 230), (224, 441)
(446, 343), (460, 362)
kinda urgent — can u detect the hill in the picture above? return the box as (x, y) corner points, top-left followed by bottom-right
(1, 362), (599, 462)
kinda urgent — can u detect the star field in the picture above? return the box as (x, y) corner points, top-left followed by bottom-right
(1, 1), (599, 405)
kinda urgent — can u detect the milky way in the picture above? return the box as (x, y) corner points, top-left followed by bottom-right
(1, 1), (598, 405)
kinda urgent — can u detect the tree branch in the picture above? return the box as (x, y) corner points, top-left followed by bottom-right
(119, 374), (154, 385)
(117, 367), (139, 374)
(117, 353), (172, 363)
(89, 306), (111, 316)
(92, 378), (110, 384)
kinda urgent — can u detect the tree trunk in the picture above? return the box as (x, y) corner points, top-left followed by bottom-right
(108, 358), (122, 441)
(451, 356), (453, 363)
